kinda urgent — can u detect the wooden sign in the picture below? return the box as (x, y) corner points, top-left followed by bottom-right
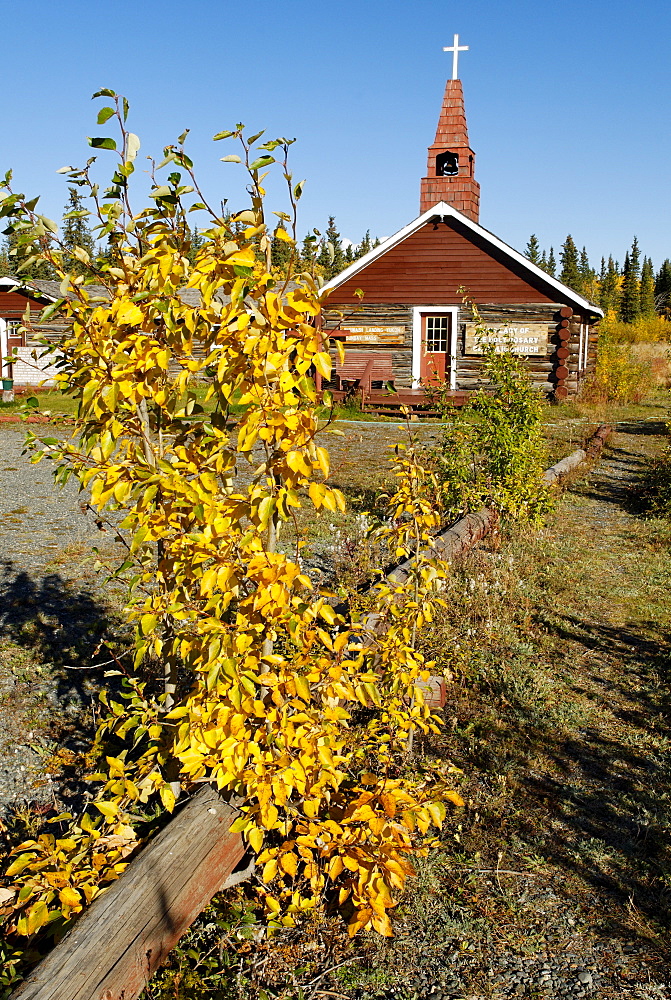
(464, 322), (548, 356)
(336, 326), (406, 345)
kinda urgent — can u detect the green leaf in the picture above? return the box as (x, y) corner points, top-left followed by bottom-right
(150, 185), (172, 199)
(122, 97), (130, 122)
(56, 165), (73, 174)
(212, 130), (236, 140)
(37, 214), (58, 235)
(88, 137), (117, 151)
(177, 128), (190, 145)
(293, 180), (305, 200)
(96, 107), (115, 125)
(248, 155), (274, 171)
(247, 130), (266, 145)
(220, 155), (241, 163)
(92, 88), (116, 99)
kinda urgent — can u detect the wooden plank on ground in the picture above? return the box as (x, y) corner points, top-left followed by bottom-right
(12, 786), (246, 1000)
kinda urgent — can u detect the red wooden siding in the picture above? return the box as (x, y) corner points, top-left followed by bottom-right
(328, 219), (558, 306)
(0, 290), (45, 315)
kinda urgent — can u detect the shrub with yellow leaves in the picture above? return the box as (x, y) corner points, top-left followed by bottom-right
(0, 92), (462, 979)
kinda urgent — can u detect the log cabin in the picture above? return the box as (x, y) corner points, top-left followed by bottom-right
(0, 277), (62, 386)
(321, 70), (603, 400)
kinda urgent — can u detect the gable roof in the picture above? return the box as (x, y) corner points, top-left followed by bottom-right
(0, 276), (201, 308)
(321, 202), (604, 317)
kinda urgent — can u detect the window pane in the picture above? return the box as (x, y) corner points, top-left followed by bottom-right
(426, 316), (449, 353)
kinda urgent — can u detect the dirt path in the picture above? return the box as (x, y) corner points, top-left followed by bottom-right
(407, 420), (671, 999)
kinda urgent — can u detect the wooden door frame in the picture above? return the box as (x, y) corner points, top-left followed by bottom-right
(0, 319), (7, 379)
(411, 306), (458, 389)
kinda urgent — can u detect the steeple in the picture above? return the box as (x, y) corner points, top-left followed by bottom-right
(420, 76), (480, 222)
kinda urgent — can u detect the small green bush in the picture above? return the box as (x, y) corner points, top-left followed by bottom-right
(429, 344), (553, 525)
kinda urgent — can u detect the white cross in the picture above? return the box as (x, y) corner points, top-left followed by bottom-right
(443, 33), (469, 79)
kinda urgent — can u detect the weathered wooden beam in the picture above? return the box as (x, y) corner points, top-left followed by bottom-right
(12, 787), (246, 1000)
(543, 448), (587, 485)
(543, 424), (612, 485)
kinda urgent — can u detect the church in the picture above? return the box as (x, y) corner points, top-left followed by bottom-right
(321, 36), (602, 400)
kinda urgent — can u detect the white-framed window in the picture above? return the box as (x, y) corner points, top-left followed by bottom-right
(425, 315), (450, 353)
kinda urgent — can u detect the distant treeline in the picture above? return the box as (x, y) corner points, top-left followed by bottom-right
(525, 234), (671, 323)
(3, 192), (667, 329)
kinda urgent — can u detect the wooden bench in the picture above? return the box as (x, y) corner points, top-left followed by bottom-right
(333, 352), (394, 393)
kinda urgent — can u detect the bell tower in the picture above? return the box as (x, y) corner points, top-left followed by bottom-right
(420, 35), (480, 222)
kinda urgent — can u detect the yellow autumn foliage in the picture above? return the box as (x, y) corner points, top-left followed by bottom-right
(0, 95), (463, 957)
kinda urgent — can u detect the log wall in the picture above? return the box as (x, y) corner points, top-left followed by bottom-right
(324, 301), (600, 397)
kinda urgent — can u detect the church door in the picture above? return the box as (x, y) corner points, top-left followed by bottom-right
(420, 313), (451, 384)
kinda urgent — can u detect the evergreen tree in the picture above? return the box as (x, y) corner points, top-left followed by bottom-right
(300, 232), (320, 274)
(525, 234), (541, 265)
(61, 187), (96, 277)
(539, 249), (548, 272)
(0, 237), (10, 277)
(186, 225), (206, 267)
(4, 229), (56, 280)
(270, 223), (293, 275)
(619, 237), (641, 323)
(547, 246), (556, 278)
(639, 256), (656, 317)
(317, 216), (345, 280)
(599, 256), (620, 314)
(655, 259), (671, 315)
(356, 230), (372, 260)
(344, 244), (354, 265)
(559, 235), (581, 291)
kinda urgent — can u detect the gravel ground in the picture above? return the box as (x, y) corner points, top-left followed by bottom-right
(3, 416), (671, 999)
(0, 425), (125, 818)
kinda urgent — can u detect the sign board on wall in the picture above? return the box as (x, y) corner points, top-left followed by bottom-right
(464, 322), (548, 356)
(334, 326), (406, 345)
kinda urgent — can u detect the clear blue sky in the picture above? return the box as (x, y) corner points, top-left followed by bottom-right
(3, 0), (669, 269)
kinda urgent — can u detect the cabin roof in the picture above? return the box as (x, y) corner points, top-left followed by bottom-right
(0, 276), (298, 310)
(320, 202), (604, 318)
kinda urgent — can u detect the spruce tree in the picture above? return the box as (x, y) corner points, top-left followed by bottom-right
(547, 247), (556, 277)
(599, 256), (620, 314)
(525, 234), (541, 265)
(639, 256), (656, 317)
(61, 187), (96, 277)
(5, 229), (56, 280)
(655, 259), (671, 315)
(619, 238), (641, 323)
(356, 230), (372, 260)
(300, 232), (319, 274)
(186, 225), (206, 267)
(539, 249), (548, 272)
(270, 224), (293, 275)
(317, 216), (345, 280)
(0, 237), (10, 277)
(579, 247), (595, 298)
(559, 235), (581, 291)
